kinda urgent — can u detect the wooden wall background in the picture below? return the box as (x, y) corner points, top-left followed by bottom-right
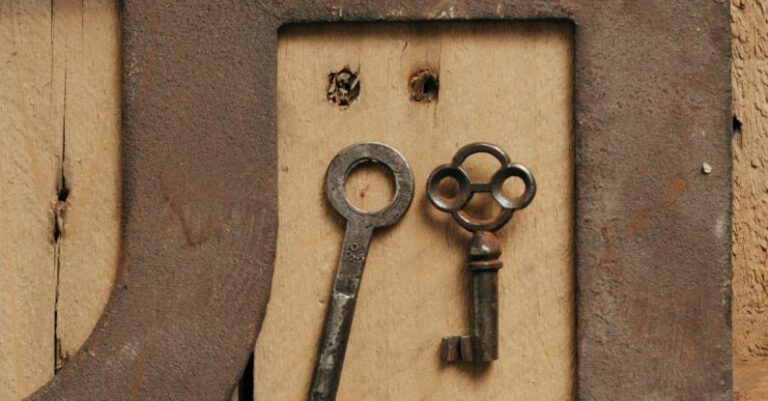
(1, 1), (121, 399)
(258, 22), (573, 401)
(0, 1), (764, 400)
(732, 0), (768, 399)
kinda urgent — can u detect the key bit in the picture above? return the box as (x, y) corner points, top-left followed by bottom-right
(426, 142), (536, 363)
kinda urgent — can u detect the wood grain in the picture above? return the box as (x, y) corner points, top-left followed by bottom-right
(50, 0), (121, 372)
(732, 0), (768, 399)
(0, 2), (59, 398)
(256, 22), (574, 400)
(0, 1), (119, 398)
(1, 3), (766, 400)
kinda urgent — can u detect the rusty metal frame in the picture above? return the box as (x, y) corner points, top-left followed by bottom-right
(27, 1), (732, 400)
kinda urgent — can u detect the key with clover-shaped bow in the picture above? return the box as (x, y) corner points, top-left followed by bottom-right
(427, 143), (536, 363)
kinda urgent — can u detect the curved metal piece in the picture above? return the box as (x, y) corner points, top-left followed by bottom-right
(425, 165), (471, 213)
(427, 142), (536, 232)
(451, 142), (510, 167)
(490, 164), (536, 210)
(25, 2), (731, 400)
(27, 2), (279, 400)
(325, 142), (414, 228)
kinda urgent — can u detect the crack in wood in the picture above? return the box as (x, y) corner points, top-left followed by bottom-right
(53, 68), (69, 374)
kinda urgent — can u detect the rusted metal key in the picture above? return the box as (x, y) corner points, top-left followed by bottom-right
(309, 142), (414, 401)
(427, 143), (536, 363)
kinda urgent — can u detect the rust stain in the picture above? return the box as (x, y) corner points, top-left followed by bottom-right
(159, 174), (227, 247)
(166, 199), (219, 246)
(127, 357), (145, 401)
(623, 179), (687, 238)
(660, 178), (687, 203)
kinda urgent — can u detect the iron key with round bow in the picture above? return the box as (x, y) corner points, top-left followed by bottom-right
(309, 142), (414, 401)
(427, 142), (536, 363)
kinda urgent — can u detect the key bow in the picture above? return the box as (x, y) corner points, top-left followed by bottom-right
(426, 142), (536, 232)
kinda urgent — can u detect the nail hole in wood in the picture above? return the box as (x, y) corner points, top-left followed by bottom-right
(409, 69), (439, 103)
(327, 66), (360, 109)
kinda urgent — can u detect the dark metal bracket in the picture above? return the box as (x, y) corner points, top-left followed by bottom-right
(26, 2), (732, 400)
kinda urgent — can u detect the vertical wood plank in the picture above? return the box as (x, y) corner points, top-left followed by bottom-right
(1, 3), (764, 400)
(0, 2), (59, 398)
(257, 22), (573, 400)
(52, 0), (121, 369)
(732, 0), (768, 399)
(0, 1), (120, 398)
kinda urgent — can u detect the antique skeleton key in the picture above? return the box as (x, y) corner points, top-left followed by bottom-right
(309, 142), (414, 401)
(427, 143), (536, 363)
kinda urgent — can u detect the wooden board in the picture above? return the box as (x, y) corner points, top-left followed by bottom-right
(732, 0), (768, 399)
(49, 0), (121, 372)
(1, 3), (767, 400)
(256, 22), (574, 400)
(0, 2), (59, 397)
(0, 1), (120, 398)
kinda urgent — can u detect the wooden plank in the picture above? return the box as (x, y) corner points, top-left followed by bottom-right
(0, 0), (120, 398)
(735, 360), (768, 401)
(51, 0), (121, 371)
(1, 3), (761, 400)
(0, 2), (59, 398)
(732, 0), (768, 399)
(257, 22), (574, 400)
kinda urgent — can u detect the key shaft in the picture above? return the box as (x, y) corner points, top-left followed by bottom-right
(309, 223), (373, 401)
(441, 231), (502, 362)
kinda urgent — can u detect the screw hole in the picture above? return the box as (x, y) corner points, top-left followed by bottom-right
(327, 67), (360, 109)
(409, 69), (439, 103)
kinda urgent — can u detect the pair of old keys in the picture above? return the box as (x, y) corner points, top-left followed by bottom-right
(309, 142), (536, 401)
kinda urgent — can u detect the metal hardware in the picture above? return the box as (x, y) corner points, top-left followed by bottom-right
(309, 142), (414, 401)
(427, 142), (536, 363)
(31, 3), (730, 400)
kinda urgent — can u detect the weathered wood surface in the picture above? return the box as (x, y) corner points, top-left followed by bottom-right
(1, 1), (766, 400)
(732, 0), (768, 399)
(255, 22), (574, 400)
(0, 1), (120, 399)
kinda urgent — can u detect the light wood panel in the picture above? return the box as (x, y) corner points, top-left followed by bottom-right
(732, 0), (768, 399)
(257, 22), (574, 400)
(2, 3), (767, 400)
(50, 0), (121, 372)
(0, 2), (60, 397)
(0, 0), (120, 398)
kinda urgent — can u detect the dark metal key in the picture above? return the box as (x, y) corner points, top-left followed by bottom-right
(426, 142), (536, 363)
(309, 142), (414, 401)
